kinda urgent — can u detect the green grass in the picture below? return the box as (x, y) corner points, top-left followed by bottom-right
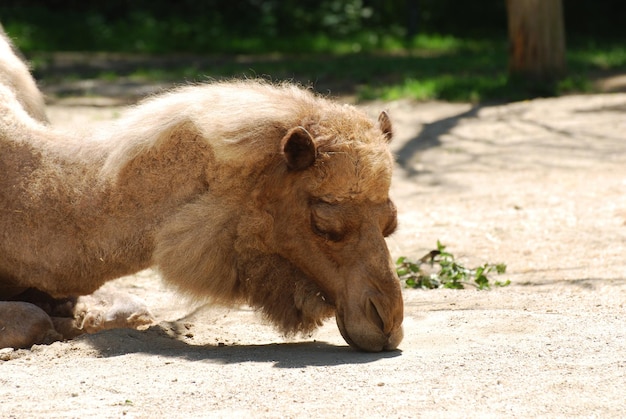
(12, 27), (626, 103)
(569, 40), (626, 70)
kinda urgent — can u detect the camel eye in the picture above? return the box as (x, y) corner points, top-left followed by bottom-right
(311, 202), (345, 242)
(311, 221), (344, 242)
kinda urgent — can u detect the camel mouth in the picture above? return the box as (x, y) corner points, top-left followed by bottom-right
(335, 308), (402, 352)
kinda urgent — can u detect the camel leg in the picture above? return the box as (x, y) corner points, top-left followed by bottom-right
(6, 287), (155, 344)
(0, 301), (63, 349)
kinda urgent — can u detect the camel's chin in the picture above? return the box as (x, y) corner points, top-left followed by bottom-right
(335, 312), (402, 352)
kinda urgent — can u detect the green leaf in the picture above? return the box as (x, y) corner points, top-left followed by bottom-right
(409, 263), (421, 273)
(396, 242), (509, 290)
(475, 275), (490, 290)
(443, 281), (464, 289)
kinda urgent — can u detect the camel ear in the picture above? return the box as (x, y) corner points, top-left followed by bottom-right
(378, 111), (393, 142)
(281, 126), (317, 171)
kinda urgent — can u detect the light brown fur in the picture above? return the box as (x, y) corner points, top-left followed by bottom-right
(64, 287), (154, 335)
(1, 49), (403, 351)
(0, 25), (47, 122)
(0, 302), (62, 348)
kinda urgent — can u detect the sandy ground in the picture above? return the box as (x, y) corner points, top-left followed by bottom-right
(2, 92), (626, 418)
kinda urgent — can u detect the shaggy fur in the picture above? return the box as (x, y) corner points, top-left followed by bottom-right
(1, 62), (404, 350)
(0, 25), (47, 122)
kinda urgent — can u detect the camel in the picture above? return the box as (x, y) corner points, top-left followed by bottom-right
(0, 36), (403, 353)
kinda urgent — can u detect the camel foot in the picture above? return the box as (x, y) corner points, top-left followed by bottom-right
(4, 287), (155, 346)
(71, 287), (155, 334)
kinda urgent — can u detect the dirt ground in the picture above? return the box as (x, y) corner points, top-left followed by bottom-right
(1, 91), (626, 418)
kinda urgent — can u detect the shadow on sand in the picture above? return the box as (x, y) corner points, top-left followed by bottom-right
(77, 324), (402, 368)
(394, 98), (626, 179)
(394, 105), (482, 175)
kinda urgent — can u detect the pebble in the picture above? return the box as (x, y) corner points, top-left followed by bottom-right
(0, 347), (15, 361)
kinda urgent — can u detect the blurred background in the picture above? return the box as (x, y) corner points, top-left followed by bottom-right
(1, 0), (624, 102)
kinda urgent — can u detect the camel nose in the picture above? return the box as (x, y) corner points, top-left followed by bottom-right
(366, 296), (386, 334)
(336, 288), (404, 352)
(365, 293), (404, 351)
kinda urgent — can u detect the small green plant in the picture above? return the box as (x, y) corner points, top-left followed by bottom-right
(396, 241), (509, 290)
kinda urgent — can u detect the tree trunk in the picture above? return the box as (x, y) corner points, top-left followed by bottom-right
(506, 0), (566, 82)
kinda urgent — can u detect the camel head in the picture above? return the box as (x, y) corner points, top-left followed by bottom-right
(151, 83), (403, 352)
(258, 110), (404, 352)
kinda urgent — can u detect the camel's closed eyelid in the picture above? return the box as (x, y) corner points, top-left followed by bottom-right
(310, 203), (346, 242)
(311, 219), (345, 242)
